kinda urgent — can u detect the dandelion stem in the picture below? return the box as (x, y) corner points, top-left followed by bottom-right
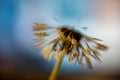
(49, 49), (66, 80)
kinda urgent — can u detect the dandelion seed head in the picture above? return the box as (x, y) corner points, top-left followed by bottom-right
(33, 23), (108, 68)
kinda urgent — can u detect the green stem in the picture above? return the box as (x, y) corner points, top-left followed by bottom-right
(49, 50), (66, 80)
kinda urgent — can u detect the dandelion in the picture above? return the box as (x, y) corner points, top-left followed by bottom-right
(33, 23), (108, 80)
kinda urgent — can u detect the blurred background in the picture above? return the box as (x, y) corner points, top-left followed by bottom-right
(0, 0), (120, 80)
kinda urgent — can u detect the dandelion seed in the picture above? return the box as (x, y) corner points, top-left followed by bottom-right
(34, 38), (45, 47)
(95, 43), (108, 51)
(34, 32), (49, 37)
(68, 53), (74, 62)
(54, 50), (60, 61)
(84, 55), (93, 68)
(42, 46), (52, 60)
(33, 23), (51, 30)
